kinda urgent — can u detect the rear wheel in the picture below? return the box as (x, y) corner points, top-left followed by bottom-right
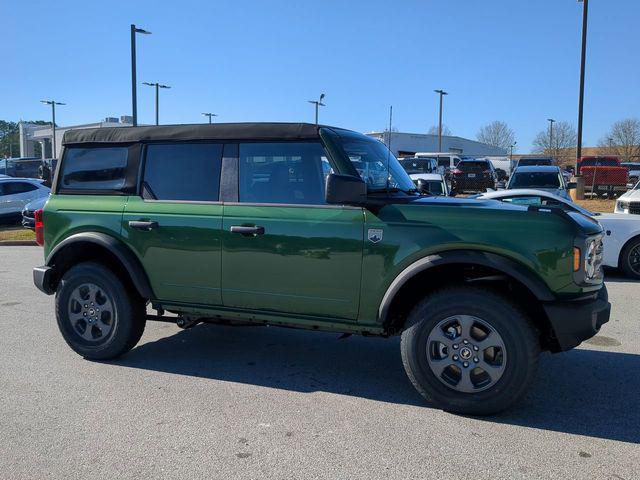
(55, 262), (146, 360)
(400, 287), (539, 415)
(620, 238), (640, 279)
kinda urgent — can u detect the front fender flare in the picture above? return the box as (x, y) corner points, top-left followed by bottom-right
(377, 250), (556, 323)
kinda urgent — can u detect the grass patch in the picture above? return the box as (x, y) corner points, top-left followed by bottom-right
(574, 198), (616, 213)
(0, 227), (36, 242)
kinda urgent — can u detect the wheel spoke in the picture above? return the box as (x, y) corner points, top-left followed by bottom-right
(456, 369), (475, 393)
(477, 359), (504, 383)
(429, 328), (452, 348)
(476, 331), (496, 350)
(80, 324), (94, 341)
(429, 359), (452, 377)
(458, 315), (475, 339)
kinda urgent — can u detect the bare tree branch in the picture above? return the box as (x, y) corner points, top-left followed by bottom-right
(476, 121), (515, 150)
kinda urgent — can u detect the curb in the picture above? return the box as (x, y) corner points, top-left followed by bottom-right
(0, 241), (39, 246)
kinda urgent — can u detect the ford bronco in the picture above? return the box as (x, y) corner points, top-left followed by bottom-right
(33, 123), (610, 414)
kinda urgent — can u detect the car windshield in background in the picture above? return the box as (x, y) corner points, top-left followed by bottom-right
(518, 158), (553, 166)
(581, 158), (619, 167)
(332, 131), (416, 192)
(422, 180), (444, 195)
(510, 172), (561, 188)
(400, 158), (436, 174)
(458, 161), (490, 171)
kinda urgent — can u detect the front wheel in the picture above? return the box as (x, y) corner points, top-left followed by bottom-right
(55, 262), (146, 360)
(400, 287), (539, 415)
(620, 238), (640, 279)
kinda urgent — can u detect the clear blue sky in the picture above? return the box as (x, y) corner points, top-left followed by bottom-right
(2, 0), (639, 152)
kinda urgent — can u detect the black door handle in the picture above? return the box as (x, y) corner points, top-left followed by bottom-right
(230, 225), (265, 236)
(129, 220), (159, 231)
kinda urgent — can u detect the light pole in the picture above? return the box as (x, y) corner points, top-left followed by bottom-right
(576, 0), (589, 169)
(143, 82), (171, 125)
(547, 118), (556, 159)
(202, 113), (218, 124)
(307, 93), (325, 125)
(40, 100), (65, 159)
(434, 89), (448, 152)
(509, 142), (517, 162)
(131, 24), (151, 127)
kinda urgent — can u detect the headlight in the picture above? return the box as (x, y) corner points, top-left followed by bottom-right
(584, 237), (603, 281)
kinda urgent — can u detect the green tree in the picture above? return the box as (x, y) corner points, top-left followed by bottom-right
(0, 120), (52, 158)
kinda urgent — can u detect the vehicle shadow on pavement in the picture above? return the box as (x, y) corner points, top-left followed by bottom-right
(115, 324), (640, 444)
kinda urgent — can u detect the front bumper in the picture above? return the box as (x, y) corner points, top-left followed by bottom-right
(543, 285), (610, 351)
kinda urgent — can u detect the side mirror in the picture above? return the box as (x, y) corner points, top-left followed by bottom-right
(325, 173), (367, 205)
(415, 178), (430, 194)
(566, 182), (577, 189)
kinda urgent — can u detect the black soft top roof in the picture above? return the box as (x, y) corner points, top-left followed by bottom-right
(62, 122), (325, 145)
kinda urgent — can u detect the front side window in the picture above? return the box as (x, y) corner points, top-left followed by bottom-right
(142, 143), (222, 201)
(327, 130), (415, 192)
(61, 147), (128, 190)
(239, 142), (330, 205)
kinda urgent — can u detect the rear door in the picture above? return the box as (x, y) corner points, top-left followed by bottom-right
(0, 181), (40, 214)
(221, 141), (364, 320)
(122, 143), (225, 305)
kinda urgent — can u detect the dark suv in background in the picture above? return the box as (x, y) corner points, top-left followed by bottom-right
(451, 159), (498, 193)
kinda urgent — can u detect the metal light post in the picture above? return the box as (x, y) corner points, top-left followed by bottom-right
(202, 113), (218, 124)
(307, 93), (325, 125)
(576, 0), (589, 169)
(143, 82), (171, 125)
(131, 24), (151, 127)
(509, 142), (517, 162)
(434, 89), (448, 152)
(547, 118), (556, 159)
(40, 100), (65, 159)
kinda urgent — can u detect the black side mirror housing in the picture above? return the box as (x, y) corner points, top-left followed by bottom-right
(415, 178), (430, 194)
(566, 182), (577, 189)
(325, 174), (367, 205)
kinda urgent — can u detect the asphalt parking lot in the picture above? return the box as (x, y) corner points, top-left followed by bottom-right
(1, 246), (638, 480)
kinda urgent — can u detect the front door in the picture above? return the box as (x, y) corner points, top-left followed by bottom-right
(221, 141), (364, 320)
(122, 143), (224, 305)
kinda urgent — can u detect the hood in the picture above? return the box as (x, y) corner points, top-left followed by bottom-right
(619, 189), (640, 201)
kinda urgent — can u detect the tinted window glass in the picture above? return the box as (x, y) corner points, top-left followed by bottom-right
(61, 147), (128, 190)
(239, 142), (329, 205)
(581, 158), (619, 167)
(458, 161), (490, 171)
(510, 172), (561, 188)
(400, 158), (436, 174)
(3, 182), (39, 195)
(143, 144), (222, 201)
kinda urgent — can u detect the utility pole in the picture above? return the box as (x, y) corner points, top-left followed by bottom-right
(202, 113), (218, 124)
(143, 82), (171, 125)
(131, 24), (151, 127)
(547, 118), (556, 159)
(40, 100), (65, 158)
(509, 142), (517, 162)
(434, 89), (448, 152)
(576, 0), (589, 170)
(307, 93), (326, 125)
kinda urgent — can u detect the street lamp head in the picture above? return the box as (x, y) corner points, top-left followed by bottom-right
(319, 93), (325, 102)
(133, 26), (152, 34)
(142, 82), (154, 86)
(547, 118), (555, 123)
(158, 84), (171, 89)
(434, 89), (448, 96)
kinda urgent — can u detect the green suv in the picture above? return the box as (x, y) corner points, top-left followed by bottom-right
(33, 123), (610, 415)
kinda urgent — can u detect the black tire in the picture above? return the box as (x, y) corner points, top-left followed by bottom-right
(55, 262), (146, 360)
(400, 287), (539, 415)
(620, 237), (640, 280)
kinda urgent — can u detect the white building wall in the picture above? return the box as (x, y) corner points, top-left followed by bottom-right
(367, 131), (506, 157)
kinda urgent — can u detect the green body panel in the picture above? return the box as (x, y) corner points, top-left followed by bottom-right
(42, 195), (127, 259)
(221, 204), (364, 319)
(121, 196), (223, 305)
(42, 193), (604, 333)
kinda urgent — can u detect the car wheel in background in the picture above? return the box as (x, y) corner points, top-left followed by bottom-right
(620, 237), (640, 280)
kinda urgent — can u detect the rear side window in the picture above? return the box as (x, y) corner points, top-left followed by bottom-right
(61, 147), (128, 190)
(239, 142), (328, 205)
(1, 182), (39, 195)
(142, 143), (222, 201)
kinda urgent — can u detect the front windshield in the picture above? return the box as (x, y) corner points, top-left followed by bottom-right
(327, 130), (416, 192)
(510, 172), (561, 189)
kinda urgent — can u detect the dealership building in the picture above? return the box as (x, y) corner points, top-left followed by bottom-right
(366, 131), (507, 158)
(19, 116), (133, 159)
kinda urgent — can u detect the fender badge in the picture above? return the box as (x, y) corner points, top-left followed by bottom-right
(368, 228), (383, 243)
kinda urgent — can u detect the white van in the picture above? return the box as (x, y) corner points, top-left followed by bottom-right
(414, 152), (462, 175)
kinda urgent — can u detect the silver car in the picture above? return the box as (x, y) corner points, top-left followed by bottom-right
(507, 165), (573, 200)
